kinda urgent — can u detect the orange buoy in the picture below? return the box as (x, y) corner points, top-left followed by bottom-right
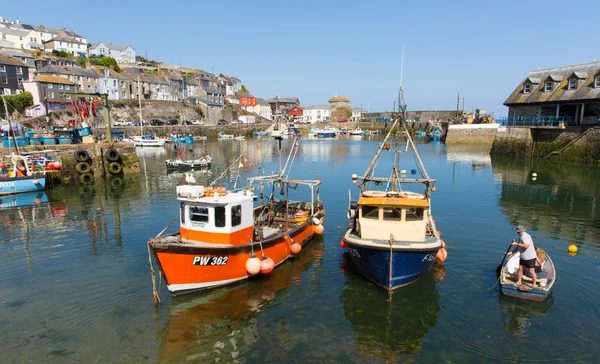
(435, 248), (448, 264)
(54, 161), (62, 170)
(385, 143), (391, 150)
(290, 241), (302, 254)
(340, 239), (347, 249)
(314, 224), (324, 235)
(246, 254), (261, 275)
(0, 162), (4, 169)
(441, 240), (446, 249)
(348, 222), (353, 227)
(261, 256), (275, 274)
(47, 162), (55, 170)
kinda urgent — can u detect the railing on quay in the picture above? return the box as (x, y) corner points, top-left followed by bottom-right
(496, 116), (573, 128)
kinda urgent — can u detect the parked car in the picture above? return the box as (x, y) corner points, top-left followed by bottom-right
(112, 120), (128, 126)
(231, 120), (241, 124)
(217, 119), (228, 125)
(132, 120), (145, 126)
(166, 119), (178, 125)
(185, 120), (204, 125)
(149, 119), (164, 126)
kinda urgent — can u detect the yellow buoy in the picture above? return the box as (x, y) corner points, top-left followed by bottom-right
(568, 245), (577, 253)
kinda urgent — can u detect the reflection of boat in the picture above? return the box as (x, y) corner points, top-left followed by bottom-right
(341, 254), (441, 359)
(133, 135), (166, 147)
(149, 136), (324, 294)
(218, 132), (234, 139)
(0, 191), (48, 209)
(234, 135), (245, 141)
(165, 156), (212, 170)
(350, 128), (364, 135)
(160, 237), (324, 362)
(0, 154), (47, 196)
(343, 84), (444, 291)
(500, 251), (556, 301)
(498, 294), (554, 336)
(253, 131), (269, 137)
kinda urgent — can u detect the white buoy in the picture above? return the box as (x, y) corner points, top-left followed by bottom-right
(351, 173), (358, 180)
(400, 170), (407, 174)
(532, 177), (537, 181)
(532, 173), (538, 177)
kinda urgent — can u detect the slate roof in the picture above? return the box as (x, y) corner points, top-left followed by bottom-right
(121, 68), (168, 84)
(267, 97), (299, 104)
(89, 42), (131, 51)
(504, 62), (600, 105)
(0, 27), (30, 36)
(91, 66), (127, 80)
(0, 53), (28, 67)
(34, 25), (84, 39)
(203, 87), (222, 95)
(37, 65), (98, 78)
(302, 104), (331, 110)
(46, 34), (85, 45)
(256, 97), (270, 106)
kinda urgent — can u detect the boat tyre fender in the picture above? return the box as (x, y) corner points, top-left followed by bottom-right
(79, 173), (94, 184)
(110, 177), (124, 187)
(74, 149), (90, 163)
(105, 148), (120, 162)
(76, 161), (92, 174)
(108, 162), (122, 175)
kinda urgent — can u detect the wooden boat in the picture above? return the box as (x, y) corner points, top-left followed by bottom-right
(499, 249), (555, 302)
(165, 156), (212, 170)
(342, 83), (445, 292)
(148, 136), (324, 295)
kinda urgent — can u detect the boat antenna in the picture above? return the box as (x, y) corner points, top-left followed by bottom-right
(399, 45), (404, 88)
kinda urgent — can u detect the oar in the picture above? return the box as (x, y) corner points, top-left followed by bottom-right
(496, 240), (515, 278)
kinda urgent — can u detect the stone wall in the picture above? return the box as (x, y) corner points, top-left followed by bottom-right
(490, 127), (532, 158)
(445, 124), (499, 144)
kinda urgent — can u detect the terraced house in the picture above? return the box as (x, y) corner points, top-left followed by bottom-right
(0, 53), (29, 95)
(504, 62), (600, 126)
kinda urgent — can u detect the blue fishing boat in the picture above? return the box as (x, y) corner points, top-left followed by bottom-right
(499, 250), (556, 302)
(0, 154), (47, 196)
(0, 191), (48, 209)
(342, 81), (446, 292)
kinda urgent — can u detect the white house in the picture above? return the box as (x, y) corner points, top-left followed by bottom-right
(256, 98), (272, 120)
(44, 33), (87, 57)
(302, 105), (331, 124)
(351, 107), (363, 121)
(88, 42), (136, 63)
(93, 67), (120, 100)
(0, 26), (42, 50)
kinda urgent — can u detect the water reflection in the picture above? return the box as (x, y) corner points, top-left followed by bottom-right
(340, 253), (443, 361)
(158, 237), (325, 363)
(0, 191), (48, 210)
(498, 295), (554, 337)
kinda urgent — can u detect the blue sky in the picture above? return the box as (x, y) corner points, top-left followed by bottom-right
(2, 0), (599, 116)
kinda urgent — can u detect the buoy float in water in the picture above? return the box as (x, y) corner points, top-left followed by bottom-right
(245, 254), (261, 275)
(435, 248), (448, 264)
(290, 241), (302, 254)
(568, 245), (578, 253)
(532, 173), (538, 177)
(340, 239), (347, 249)
(261, 256), (275, 274)
(314, 224), (324, 235)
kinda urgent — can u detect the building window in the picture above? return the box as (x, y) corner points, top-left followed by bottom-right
(190, 206), (209, 223)
(596, 76), (600, 88)
(48, 91), (54, 98)
(113, 80), (117, 87)
(59, 84), (64, 90)
(0, 65), (5, 72)
(231, 205), (242, 227)
(2, 77), (7, 84)
(87, 77), (91, 82)
(48, 83), (53, 89)
(545, 82), (553, 92)
(17, 78), (23, 85)
(66, 85), (70, 90)
(405, 208), (424, 221)
(568, 78), (577, 90)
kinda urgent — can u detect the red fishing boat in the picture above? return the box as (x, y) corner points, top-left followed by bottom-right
(148, 136), (324, 295)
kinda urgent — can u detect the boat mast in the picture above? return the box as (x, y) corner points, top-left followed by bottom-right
(1, 94), (20, 155)
(138, 75), (143, 136)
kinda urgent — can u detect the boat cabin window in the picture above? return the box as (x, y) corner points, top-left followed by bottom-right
(383, 207), (402, 221)
(215, 206), (226, 228)
(180, 202), (185, 223)
(190, 206), (209, 223)
(405, 208), (424, 221)
(231, 205), (242, 227)
(362, 205), (379, 220)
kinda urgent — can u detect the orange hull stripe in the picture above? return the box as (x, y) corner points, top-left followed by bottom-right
(180, 226), (254, 245)
(157, 226), (316, 286)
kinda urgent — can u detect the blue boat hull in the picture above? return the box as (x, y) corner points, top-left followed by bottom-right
(344, 234), (441, 290)
(0, 175), (46, 196)
(0, 191), (48, 209)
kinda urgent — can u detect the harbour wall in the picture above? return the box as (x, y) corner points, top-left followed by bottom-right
(445, 124), (500, 144)
(10, 142), (140, 184)
(490, 126), (600, 163)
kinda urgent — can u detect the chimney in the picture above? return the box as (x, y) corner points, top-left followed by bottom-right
(15, 18), (20, 24)
(157, 68), (162, 76)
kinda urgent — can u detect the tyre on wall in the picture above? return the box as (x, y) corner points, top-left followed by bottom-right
(76, 161), (92, 174)
(74, 149), (91, 163)
(110, 176), (124, 188)
(108, 162), (123, 175)
(105, 148), (120, 162)
(79, 173), (94, 184)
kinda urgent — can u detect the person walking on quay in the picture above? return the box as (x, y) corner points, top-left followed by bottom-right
(507, 225), (537, 287)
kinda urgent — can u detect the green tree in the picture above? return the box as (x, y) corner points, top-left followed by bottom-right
(0, 92), (34, 116)
(96, 57), (121, 72)
(56, 50), (73, 58)
(77, 56), (87, 68)
(240, 84), (249, 94)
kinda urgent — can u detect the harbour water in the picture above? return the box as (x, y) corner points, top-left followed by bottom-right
(1, 137), (599, 363)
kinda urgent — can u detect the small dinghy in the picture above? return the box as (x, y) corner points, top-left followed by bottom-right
(500, 248), (556, 302)
(165, 156), (212, 170)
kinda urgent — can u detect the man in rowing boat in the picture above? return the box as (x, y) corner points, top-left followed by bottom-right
(507, 225), (537, 287)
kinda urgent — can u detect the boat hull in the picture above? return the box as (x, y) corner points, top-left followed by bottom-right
(499, 284), (551, 302)
(0, 175), (46, 196)
(165, 161), (211, 169)
(150, 212), (324, 294)
(344, 231), (441, 290)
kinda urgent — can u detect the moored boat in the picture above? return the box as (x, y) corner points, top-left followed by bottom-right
(218, 132), (234, 139)
(499, 249), (555, 302)
(165, 156), (212, 170)
(341, 83), (446, 291)
(148, 136), (325, 295)
(0, 154), (48, 196)
(350, 128), (364, 135)
(133, 135), (166, 147)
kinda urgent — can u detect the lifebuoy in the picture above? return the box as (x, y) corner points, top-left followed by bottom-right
(76, 161), (91, 174)
(105, 148), (120, 162)
(79, 173), (93, 184)
(108, 162), (122, 175)
(205, 186), (227, 196)
(74, 149), (90, 162)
